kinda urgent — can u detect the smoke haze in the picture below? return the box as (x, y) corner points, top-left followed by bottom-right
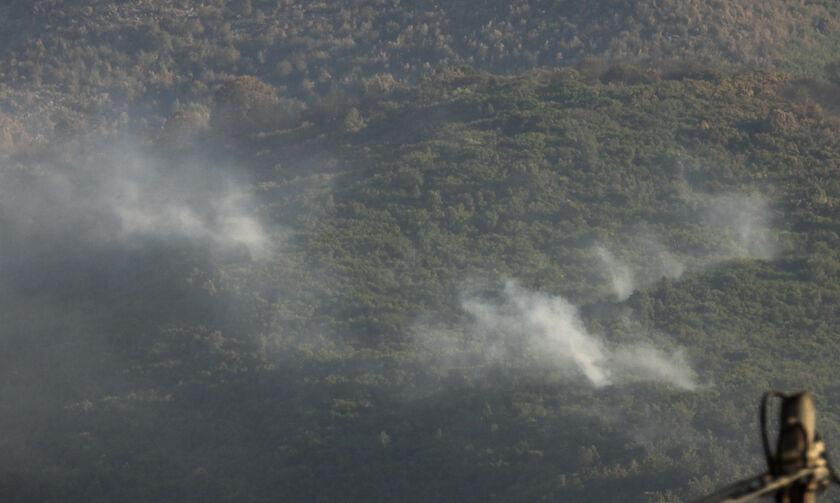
(455, 281), (696, 389)
(0, 142), (271, 261)
(701, 192), (777, 261)
(593, 191), (777, 299)
(594, 245), (635, 301)
(0, 137), (274, 463)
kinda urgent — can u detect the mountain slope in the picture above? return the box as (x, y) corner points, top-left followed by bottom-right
(3, 0), (840, 140)
(4, 66), (840, 501)
(4, 2), (840, 501)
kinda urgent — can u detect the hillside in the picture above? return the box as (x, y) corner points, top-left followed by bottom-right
(3, 2), (840, 502)
(4, 0), (840, 143)
(3, 62), (840, 501)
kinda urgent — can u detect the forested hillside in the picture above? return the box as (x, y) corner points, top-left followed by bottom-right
(4, 0), (840, 143)
(3, 1), (840, 502)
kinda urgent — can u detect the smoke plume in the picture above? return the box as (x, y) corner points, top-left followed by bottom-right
(594, 245), (635, 301)
(592, 191), (777, 298)
(458, 281), (697, 389)
(0, 137), (274, 449)
(0, 142), (271, 260)
(593, 235), (686, 301)
(701, 192), (777, 261)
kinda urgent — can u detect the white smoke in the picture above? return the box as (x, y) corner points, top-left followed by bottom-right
(107, 167), (271, 258)
(701, 193), (777, 261)
(593, 236), (685, 301)
(636, 233), (686, 279)
(592, 191), (776, 297)
(1, 141), (273, 259)
(594, 245), (635, 301)
(460, 281), (697, 389)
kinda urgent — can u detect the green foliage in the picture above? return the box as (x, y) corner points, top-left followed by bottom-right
(5, 0), (840, 145)
(8, 4), (840, 500)
(41, 67), (837, 501)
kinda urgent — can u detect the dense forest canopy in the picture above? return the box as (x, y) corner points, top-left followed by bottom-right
(2, 1), (840, 502)
(4, 0), (840, 142)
